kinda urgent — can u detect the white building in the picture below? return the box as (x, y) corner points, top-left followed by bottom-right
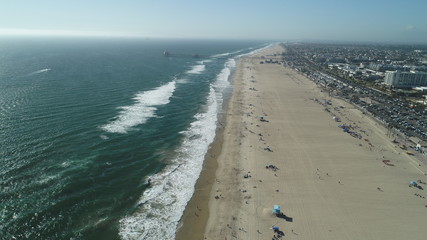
(384, 71), (427, 88)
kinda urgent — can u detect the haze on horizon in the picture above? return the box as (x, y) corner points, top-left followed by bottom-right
(1, 0), (426, 44)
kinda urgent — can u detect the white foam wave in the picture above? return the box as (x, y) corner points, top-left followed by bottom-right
(101, 81), (176, 133)
(35, 173), (61, 186)
(211, 52), (230, 58)
(213, 59), (234, 99)
(100, 135), (109, 140)
(199, 59), (212, 64)
(212, 49), (246, 59)
(118, 59), (235, 240)
(237, 43), (274, 58)
(175, 78), (189, 84)
(28, 68), (51, 75)
(186, 64), (205, 74)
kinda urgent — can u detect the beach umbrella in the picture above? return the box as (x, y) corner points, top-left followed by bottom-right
(273, 205), (281, 214)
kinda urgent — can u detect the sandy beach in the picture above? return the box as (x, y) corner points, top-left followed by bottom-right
(177, 45), (427, 240)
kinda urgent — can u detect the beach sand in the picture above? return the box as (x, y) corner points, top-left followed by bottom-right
(176, 45), (427, 240)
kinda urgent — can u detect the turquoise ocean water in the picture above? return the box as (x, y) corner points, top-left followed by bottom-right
(0, 38), (269, 239)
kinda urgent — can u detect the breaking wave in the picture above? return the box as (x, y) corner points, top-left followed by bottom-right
(186, 64), (205, 74)
(27, 68), (51, 76)
(118, 58), (234, 240)
(101, 81), (176, 133)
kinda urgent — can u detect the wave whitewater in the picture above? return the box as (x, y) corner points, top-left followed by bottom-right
(186, 64), (206, 74)
(27, 68), (51, 76)
(118, 58), (234, 240)
(101, 81), (176, 134)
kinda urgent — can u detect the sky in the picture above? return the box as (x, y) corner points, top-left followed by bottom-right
(0, 0), (426, 43)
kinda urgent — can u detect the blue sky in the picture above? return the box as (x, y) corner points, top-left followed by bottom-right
(0, 0), (426, 43)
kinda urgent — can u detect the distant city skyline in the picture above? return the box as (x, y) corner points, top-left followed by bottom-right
(0, 0), (426, 43)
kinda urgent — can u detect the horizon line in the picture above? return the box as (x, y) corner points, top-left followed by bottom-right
(0, 28), (144, 38)
(0, 28), (426, 45)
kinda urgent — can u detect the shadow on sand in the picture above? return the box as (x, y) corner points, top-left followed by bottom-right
(276, 213), (293, 222)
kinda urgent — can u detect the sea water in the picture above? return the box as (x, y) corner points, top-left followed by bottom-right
(0, 37), (269, 239)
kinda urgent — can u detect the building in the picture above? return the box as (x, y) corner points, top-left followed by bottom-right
(384, 71), (427, 88)
(368, 63), (408, 72)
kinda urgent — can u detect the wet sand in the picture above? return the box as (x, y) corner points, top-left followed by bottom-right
(177, 44), (427, 240)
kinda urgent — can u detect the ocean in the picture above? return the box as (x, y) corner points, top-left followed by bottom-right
(0, 38), (269, 239)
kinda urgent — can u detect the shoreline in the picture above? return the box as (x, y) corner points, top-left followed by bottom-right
(175, 58), (238, 240)
(177, 44), (427, 240)
(174, 106), (226, 240)
(176, 46), (262, 239)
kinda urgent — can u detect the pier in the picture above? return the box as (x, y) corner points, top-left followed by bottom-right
(164, 50), (201, 58)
